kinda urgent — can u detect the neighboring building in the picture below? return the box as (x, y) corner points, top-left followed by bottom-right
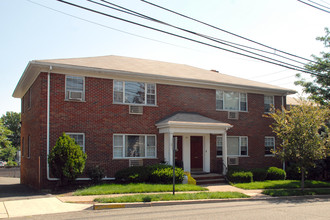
(13, 55), (296, 189)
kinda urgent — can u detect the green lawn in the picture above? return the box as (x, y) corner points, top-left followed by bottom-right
(73, 183), (207, 196)
(94, 192), (249, 203)
(263, 188), (330, 197)
(233, 180), (330, 190)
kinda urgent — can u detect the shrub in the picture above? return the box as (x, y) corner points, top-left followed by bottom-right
(48, 133), (87, 185)
(250, 168), (268, 181)
(86, 165), (105, 184)
(149, 164), (184, 184)
(114, 164), (185, 184)
(266, 167), (286, 180)
(228, 171), (253, 183)
(114, 166), (150, 183)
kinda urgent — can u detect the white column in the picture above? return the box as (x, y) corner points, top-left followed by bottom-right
(222, 132), (228, 175)
(164, 133), (170, 164)
(169, 132), (174, 165)
(204, 134), (210, 172)
(182, 135), (190, 172)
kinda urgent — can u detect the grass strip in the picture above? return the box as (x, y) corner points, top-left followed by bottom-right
(263, 188), (330, 197)
(94, 192), (249, 203)
(233, 180), (330, 190)
(73, 183), (207, 196)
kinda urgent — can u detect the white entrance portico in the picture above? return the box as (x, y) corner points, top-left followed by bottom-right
(155, 113), (232, 175)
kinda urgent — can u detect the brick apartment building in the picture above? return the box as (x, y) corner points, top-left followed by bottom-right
(13, 55), (295, 189)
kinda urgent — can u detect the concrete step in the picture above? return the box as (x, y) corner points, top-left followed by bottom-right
(191, 173), (227, 185)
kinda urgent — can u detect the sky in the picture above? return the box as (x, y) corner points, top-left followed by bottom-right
(1, 0), (329, 116)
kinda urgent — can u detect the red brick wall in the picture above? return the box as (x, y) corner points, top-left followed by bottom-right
(21, 72), (284, 189)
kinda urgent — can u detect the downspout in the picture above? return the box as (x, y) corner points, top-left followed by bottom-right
(47, 66), (58, 181)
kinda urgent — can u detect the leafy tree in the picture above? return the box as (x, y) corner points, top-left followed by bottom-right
(295, 27), (330, 106)
(0, 145), (17, 162)
(0, 119), (12, 149)
(267, 100), (330, 190)
(1, 112), (21, 149)
(48, 133), (87, 185)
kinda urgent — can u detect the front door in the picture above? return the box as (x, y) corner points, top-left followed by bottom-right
(190, 136), (203, 170)
(174, 136), (183, 168)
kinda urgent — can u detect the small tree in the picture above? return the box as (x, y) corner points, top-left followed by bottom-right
(48, 133), (87, 185)
(1, 112), (21, 149)
(267, 100), (330, 190)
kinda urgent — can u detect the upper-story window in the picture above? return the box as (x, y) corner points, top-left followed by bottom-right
(264, 95), (274, 113)
(65, 76), (85, 101)
(113, 80), (156, 105)
(216, 90), (247, 111)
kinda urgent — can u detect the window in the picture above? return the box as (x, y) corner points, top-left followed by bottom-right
(264, 95), (274, 113)
(265, 137), (275, 155)
(216, 136), (222, 156)
(217, 136), (248, 157)
(22, 137), (25, 157)
(113, 80), (156, 105)
(113, 134), (156, 158)
(216, 90), (247, 111)
(67, 133), (85, 152)
(65, 76), (84, 101)
(27, 135), (31, 158)
(21, 97), (24, 113)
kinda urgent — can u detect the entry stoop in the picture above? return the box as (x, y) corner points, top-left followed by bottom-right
(191, 173), (227, 185)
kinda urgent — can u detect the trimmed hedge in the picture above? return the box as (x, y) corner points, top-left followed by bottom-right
(114, 164), (184, 184)
(266, 167), (286, 180)
(250, 168), (268, 181)
(227, 171), (253, 183)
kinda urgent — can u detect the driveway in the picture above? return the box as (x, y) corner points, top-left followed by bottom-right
(0, 168), (51, 202)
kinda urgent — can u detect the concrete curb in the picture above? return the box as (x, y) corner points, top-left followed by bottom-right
(92, 194), (330, 210)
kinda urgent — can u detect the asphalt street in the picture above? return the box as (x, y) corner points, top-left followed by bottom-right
(6, 197), (330, 220)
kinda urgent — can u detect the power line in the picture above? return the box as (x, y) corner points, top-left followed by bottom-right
(307, 0), (330, 10)
(26, 0), (196, 52)
(297, 0), (330, 13)
(141, 0), (317, 64)
(88, 0), (310, 71)
(55, 0), (328, 78)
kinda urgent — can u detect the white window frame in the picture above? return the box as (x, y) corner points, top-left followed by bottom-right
(264, 95), (274, 113)
(113, 80), (157, 106)
(65, 75), (85, 101)
(265, 136), (275, 156)
(216, 90), (248, 112)
(216, 136), (248, 157)
(67, 133), (85, 152)
(113, 134), (157, 159)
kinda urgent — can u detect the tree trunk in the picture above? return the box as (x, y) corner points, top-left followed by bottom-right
(301, 167), (305, 191)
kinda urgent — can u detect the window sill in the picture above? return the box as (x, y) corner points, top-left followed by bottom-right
(216, 156), (249, 158)
(216, 110), (248, 113)
(264, 154), (275, 157)
(64, 99), (86, 103)
(113, 157), (158, 160)
(113, 102), (158, 107)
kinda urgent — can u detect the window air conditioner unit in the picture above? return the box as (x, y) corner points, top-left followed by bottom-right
(129, 159), (143, 167)
(68, 91), (83, 101)
(228, 111), (239, 120)
(129, 105), (143, 115)
(228, 157), (239, 165)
